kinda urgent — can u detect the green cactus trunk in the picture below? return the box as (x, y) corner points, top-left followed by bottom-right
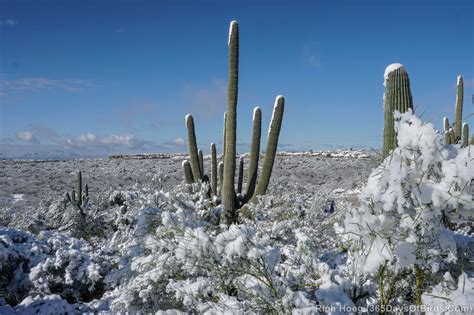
(383, 64), (414, 158)
(222, 21), (239, 224)
(454, 76), (463, 141)
(251, 96), (284, 202)
(210, 143), (217, 196)
(243, 107), (261, 203)
(186, 114), (202, 181)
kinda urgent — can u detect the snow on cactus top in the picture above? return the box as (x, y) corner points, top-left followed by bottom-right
(383, 63), (404, 87)
(228, 20), (238, 47)
(457, 75), (463, 85)
(252, 107), (260, 121)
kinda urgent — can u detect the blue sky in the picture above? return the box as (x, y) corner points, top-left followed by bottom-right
(1, 0), (472, 157)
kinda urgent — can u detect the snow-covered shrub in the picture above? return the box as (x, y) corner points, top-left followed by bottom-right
(337, 110), (473, 308)
(0, 227), (114, 308)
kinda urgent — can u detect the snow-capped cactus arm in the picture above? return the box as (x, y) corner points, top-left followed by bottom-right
(218, 161), (224, 196)
(182, 160), (194, 185)
(454, 76), (463, 140)
(185, 114), (202, 181)
(444, 131), (451, 145)
(443, 117), (450, 133)
(198, 149), (204, 177)
(222, 20), (239, 223)
(243, 107), (261, 203)
(210, 143), (217, 195)
(461, 123), (469, 148)
(251, 95), (284, 202)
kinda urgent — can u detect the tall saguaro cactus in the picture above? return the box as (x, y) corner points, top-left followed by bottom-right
(181, 20), (285, 224)
(383, 63), (414, 157)
(222, 20), (239, 221)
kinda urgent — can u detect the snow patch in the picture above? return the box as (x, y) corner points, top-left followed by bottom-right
(383, 63), (404, 86)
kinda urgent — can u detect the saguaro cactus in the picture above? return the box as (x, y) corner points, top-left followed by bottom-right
(383, 63), (414, 157)
(65, 170), (89, 213)
(182, 20), (285, 224)
(442, 76), (472, 146)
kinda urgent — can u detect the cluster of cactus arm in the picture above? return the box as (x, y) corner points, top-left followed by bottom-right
(443, 76), (472, 147)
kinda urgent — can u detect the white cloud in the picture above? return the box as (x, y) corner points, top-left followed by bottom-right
(163, 137), (186, 147)
(16, 131), (39, 143)
(0, 77), (95, 95)
(0, 19), (17, 26)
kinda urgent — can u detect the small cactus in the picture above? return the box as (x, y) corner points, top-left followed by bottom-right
(65, 171), (89, 213)
(383, 63), (414, 158)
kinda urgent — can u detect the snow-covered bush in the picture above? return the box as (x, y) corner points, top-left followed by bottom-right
(337, 110), (473, 309)
(0, 227), (113, 309)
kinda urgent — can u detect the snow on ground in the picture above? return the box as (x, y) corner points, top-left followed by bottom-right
(0, 128), (472, 314)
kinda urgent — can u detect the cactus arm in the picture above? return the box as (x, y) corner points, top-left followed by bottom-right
(443, 117), (450, 132)
(237, 156), (244, 194)
(461, 123), (469, 148)
(185, 114), (202, 181)
(444, 131), (451, 145)
(210, 143), (217, 196)
(198, 149), (204, 177)
(218, 161), (224, 196)
(71, 189), (76, 204)
(449, 128), (456, 144)
(243, 107), (262, 203)
(454, 76), (463, 141)
(251, 96), (284, 202)
(222, 20), (239, 223)
(182, 160), (194, 185)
